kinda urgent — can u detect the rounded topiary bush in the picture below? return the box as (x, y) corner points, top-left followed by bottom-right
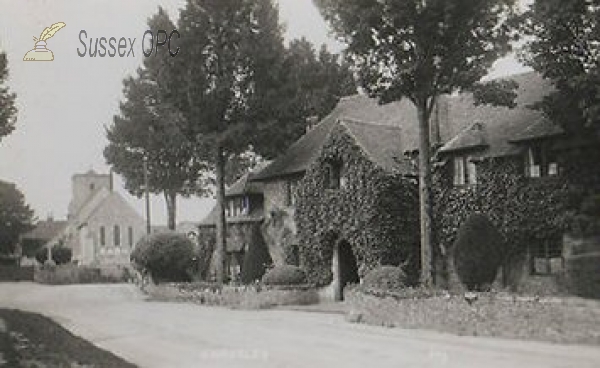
(453, 213), (505, 291)
(131, 232), (195, 283)
(34, 246), (72, 265)
(362, 266), (406, 291)
(261, 265), (307, 286)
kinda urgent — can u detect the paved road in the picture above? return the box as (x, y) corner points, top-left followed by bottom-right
(1, 283), (599, 368)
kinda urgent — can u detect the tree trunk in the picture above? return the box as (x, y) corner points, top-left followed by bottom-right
(215, 145), (227, 285)
(416, 100), (434, 286)
(165, 191), (177, 231)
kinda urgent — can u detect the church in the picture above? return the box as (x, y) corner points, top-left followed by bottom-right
(47, 170), (146, 266)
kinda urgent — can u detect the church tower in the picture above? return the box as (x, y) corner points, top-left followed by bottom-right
(67, 169), (112, 219)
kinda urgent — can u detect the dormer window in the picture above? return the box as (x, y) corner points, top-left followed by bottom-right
(525, 145), (558, 178)
(453, 155), (477, 186)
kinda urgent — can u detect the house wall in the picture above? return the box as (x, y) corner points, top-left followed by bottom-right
(433, 141), (600, 290)
(296, 125), (420, 286)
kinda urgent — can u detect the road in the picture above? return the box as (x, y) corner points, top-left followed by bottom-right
(1, 283), (599, 368)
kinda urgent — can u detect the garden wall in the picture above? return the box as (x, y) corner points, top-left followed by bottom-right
(145, 282), (319, 310)
(346, 287), (600, 345)
(34, 265), (132, 285)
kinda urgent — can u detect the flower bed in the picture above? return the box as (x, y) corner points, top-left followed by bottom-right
(346, 286), (600, 345)
(146, 282), (319, 310)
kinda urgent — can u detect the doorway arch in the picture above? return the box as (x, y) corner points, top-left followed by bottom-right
(332, 239), (360, 301)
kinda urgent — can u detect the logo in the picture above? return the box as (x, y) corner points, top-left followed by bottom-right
(23, 22), (66, 61)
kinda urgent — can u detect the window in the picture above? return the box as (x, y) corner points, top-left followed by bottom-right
(525, 145), (558, 178)
(453, 156), (477, 186)
(99, 226), (105, 246)
(286, 180), (299, 206)
(114, 225), (120, 247)
(128, 227), (133, 247)
(325, 161), (344, 190)
(530, 237), (563, 275)
(226, 197), (249, 217)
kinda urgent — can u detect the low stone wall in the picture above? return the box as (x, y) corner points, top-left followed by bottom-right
(34, 265), (132, 285)
(346, 287), (600, 345)
(146, 282), (319, 310)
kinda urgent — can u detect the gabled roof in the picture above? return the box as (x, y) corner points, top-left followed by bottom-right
(340, 119), (415, 174)
(439, 122), (488, 153)
(440, 72), (556, 157)
(21, 219), (67, 241)
(252, 95), (420, 180)
(225, 161), (271, 196)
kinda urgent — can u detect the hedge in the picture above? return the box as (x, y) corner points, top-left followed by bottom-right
(131, 233), (195, 283)
(566, 252), (600, 299)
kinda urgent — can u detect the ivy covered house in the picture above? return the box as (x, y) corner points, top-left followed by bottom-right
(295, 119), (420, 298)
(433, 72), (600, 289)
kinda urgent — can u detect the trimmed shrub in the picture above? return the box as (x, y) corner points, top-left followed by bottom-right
(34, 246), (72, 265)
(453, 213), (505, 291)
(566, 252), (600, 299)
(241, 241), (273, 285)
(362, 266), (406, 291)
(52, 247), (72, 265)
(262, 265), (307, 286)
(131, 233), (195, 283)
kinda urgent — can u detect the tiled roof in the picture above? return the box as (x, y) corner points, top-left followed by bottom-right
(225, 161), (271, 196)
(21, 219), (67, 241)
(440, 72), (556, 157)
(439, 122), (488, 153)
(198, 205), (264, 228)
(340, 119), (415, 174)
(252, 95), (417, 180)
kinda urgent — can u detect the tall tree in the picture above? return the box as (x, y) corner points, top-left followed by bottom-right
(522, 0), (600, 135)
(252, 38), (356, 159)
(0, 52), (17, 143)
(314, 0), (519, 285)
(173, 0), (287, 284)
(0, 180), (34, 255)
(105, 8), (209, 230)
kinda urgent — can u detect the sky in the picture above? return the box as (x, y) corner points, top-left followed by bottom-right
(0, 0), (529, 226)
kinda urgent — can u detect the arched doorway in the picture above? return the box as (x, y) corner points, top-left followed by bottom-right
(332, 239), (360, 301)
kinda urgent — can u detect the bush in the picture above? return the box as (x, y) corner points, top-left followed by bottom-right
(131, 233), (195, 283)
(34, 246), (72, 265)
(362, 266), (406, 291)
(566, 253), (600, 299)
(262, 265), (307, 286)
(453, 213), (505, 291)
(241, 242), (273, 285)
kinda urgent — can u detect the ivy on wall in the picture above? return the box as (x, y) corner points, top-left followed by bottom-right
(433, 143), (600, 286)
(295, 125), (420, 286)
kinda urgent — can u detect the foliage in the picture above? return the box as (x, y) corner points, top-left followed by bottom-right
(569, 194), (600, 237)
(0, 52), (17, 143)
(296, 125), (420, 286)
(252, 37), (357, 159)
(261, 265), (307, 286)
(241, 241), (273, 284)
(34, 245), (72, 265)
(51, 247), (72, 265)
(521, 0), (600, 134)
(453, 214), (506, 291)
(131, 233), (195, 283)
(0, 180), (34, 255)
(104, 7), (209, 230)
(566, 253), (600, 299)
(314, 0), (520, 284)
(362, 266), (407, 291)
(34, 265), (131, 285)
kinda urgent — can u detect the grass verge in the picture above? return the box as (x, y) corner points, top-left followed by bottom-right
(0, 308), (136, 367)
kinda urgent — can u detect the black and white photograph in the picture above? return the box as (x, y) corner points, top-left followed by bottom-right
(1, 0), (600, 367)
